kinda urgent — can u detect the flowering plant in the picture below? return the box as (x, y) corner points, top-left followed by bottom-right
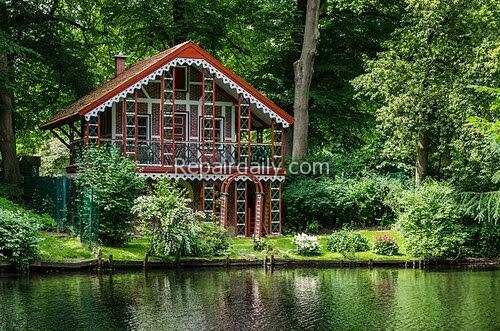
(372, 234), (399, 256)
(293, 233), (321, 256)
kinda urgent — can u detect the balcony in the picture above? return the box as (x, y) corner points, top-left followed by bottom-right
(69, 139), (283, 172)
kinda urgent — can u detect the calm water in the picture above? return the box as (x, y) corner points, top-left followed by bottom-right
(0, 268), (499, 330)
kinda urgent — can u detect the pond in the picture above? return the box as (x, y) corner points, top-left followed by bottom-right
(0, 268), (499, 330)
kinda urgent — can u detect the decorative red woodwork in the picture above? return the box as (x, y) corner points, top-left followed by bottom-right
(134, 91), (138, 160)
(97, 112), (102, 145)
(201, 70), (206, 163)
(172, 67), (176, 163)
(212, 78), (216, 164)
(122, 100), (126, 155)
(160, 75), (165, 166)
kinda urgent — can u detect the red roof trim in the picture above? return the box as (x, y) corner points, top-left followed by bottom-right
(42, 41), (293, 129)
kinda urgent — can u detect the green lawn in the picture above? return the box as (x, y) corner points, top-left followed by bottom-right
(38, 230), (412, 262)
(39, 233), (94, 262)
(231, 230), (411, 261)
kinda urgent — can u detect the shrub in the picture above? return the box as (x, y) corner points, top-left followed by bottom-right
(0, 209), (40, 269)
(326, 229), (369, 256)
(393, 181), (467, 259)
(133, 180), (202, 259)
(75, 147), (145, 246)
(372, 234), (399, 256)
(464, 221), (500, 258)
(133, 179), (231, 259)
(0, 197), (57, 231)
(293, 233), (321, 256)
(253, 238), (272, 252)
(192, 222), (231, 257)
(283, 175), (397, 232)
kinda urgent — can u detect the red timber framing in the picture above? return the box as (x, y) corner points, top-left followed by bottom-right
(134, 91), (138, 160)
(171, 67), (176, 163)
(160, 75), (165, 165)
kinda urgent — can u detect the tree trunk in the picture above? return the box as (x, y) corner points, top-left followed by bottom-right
(415, 129), (429, 186)
(292, 0), (320, 161)
(172, 0), (189, 44)
(0, 53), (22, 185)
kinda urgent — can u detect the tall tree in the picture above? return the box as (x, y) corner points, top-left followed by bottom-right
(353, 0), (500, 184)
(292, 0), (320, 161)
(0, 0), (97, 182)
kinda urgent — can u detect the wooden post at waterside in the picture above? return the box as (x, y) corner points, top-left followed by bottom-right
(108, 254), (113, 270)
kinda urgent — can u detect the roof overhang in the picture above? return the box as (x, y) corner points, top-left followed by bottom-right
(41, 41), (293, 130)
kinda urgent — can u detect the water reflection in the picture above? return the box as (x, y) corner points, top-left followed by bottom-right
(0, 268), (499, 330)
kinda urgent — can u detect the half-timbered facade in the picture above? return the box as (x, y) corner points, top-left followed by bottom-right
(41, 41), (293, 238)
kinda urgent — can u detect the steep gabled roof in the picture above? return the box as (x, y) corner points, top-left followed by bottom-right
(40, 41), (293, 130)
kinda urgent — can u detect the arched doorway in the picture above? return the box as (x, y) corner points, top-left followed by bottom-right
(220, 173), (264, 238)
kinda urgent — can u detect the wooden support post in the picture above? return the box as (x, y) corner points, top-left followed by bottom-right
(84, 120), (90, 148)
(201, 70), (205, 163)
(160, 75), (165, 166)
(134, 91), (138, 160)
(97, 112), (102, 146)
(212, 78), (216, 164)
(271, 120), (275, 167)
(49, 129), (70, 149)
(108, 254), (113, 270)
(172, 67), (176, 163)
(143, 252), (149, 269)
(248, 105), (252, 167)
(236, 98), (241, 165)
(122, 100), (126, 156)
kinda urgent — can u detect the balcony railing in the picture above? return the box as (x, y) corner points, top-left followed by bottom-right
(70, 139), (282, 168)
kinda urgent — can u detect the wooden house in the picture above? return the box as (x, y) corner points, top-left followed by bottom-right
(41, 41), (294, 237)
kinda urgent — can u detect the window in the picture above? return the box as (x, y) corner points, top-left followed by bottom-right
(100, 109), (112, 138)
(200, 118), (223, 142)
(137, 115), (149, 140)
(174, 66), (187, 91)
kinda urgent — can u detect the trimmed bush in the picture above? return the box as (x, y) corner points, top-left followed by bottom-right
(293, 233), (321, 256)
(326, 229), (369, 256)
(393, 181), (467, 259)
(192, 222), (231, 257)
(0, 209), (40, 269)
(372, 234), (399, 256)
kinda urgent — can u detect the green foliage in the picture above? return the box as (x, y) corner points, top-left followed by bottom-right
(326, 229), (370, 257)
(75, 147), (145, 246)
(132, 179), (203, 258)
(372, 234), (399, 256)
(293, 233), (321, 256)
(283, 174), (397, 231)
(0, 209), (40, 269)
(353, 0), (500, 177)
(253, 237), (273, 253)
(0, 196), (57, 231)
(192, 222), (231, 257)
(475, 223), (500, 258)
(393, 181), (467, 259)
(0, 180), (23, 201)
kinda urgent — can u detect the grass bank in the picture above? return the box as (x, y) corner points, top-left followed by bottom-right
(38, 230), (412, 263)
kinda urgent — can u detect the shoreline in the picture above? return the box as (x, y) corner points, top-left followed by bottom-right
(1, 257), (499, 274)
